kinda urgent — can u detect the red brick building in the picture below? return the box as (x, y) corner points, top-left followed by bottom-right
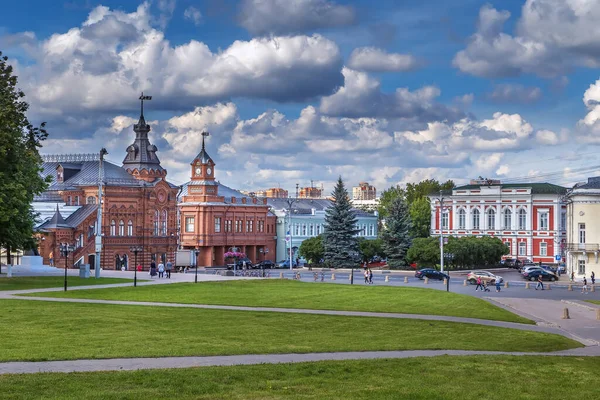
(178, 134), (277, 266)
(35, 106), (179, 270)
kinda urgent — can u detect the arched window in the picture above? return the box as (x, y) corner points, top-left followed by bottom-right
(127, 220), (133, 236)
(154, 210), (159, 236)
(110, 220), (116, 236)
(119, 220), (124, 236)
(472, 209), (480, 230)
(87, 196), (96, 205)
(161, 209), (168, 236)
(441, 212), (449, 229)
(487, 209), (495, 230)
(504, 208), (512, 229)
(458, 209), (466, 229)
(518, 209), (527, 230)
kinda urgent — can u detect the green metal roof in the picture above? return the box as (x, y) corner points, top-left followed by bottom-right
(453, 183), (567, 194)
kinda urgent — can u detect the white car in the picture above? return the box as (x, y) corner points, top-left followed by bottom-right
(521, 266), (544, 275)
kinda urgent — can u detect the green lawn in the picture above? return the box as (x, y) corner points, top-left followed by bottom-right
(2, 356), (599, 399)
(586, 300), (600, 305)
(0, 276), (134, 291)
(26, 279), (533, 324)
(0, 300), (580, 362)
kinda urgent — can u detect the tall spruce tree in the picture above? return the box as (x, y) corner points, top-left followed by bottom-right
(0, 52), (49, 270)
(380, 196), (412, 269)
(323, 176), (359, 268)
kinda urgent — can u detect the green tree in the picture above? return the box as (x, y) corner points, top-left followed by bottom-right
(357, 238), (383, 262)
(380, 196), (412, 269)
(0, 52), (49, 271)
(323, 176), (360, 268)
(377, 185), (405, 219)
(409, 197), (431, 238)
(298, 235), (324, 265)
(405, 179), (454, 205)
(406, 237), (439, 266)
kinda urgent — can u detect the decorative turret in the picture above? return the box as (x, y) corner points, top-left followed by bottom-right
(185, 131), (222, 202)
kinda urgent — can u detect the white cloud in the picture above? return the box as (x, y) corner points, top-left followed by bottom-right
(347, 47), (420, 72)
(486, 84), (542, 104)
(238, 0), (355, 36)
(183, 6), (202, 26)
(535, 129), (559, 145)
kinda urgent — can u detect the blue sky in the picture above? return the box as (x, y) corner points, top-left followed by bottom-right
(2, 0), (600, 193)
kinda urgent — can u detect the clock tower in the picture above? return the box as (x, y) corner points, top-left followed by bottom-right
(184, 132), (223, 202)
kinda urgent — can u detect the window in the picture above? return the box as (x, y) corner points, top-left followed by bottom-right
(247, 220), (253, 233)
(258, 220), (264, 233)
(487, 209), (495, 230)
(79, 233), (84, 248)
(503, 208), (511, 230)
(294, 224), (299, 236)
(560, 212), (566, 231)
(458, 209), (466, 229)
(161, 210), (168, 236)
(185, 216), (195, 233)
(67, 196), (72, 205)
(74, 196), (79, 206)
(309, 224), (314, 236)
(127, 220), (133, 236)
(579, 223), (586, 246)
(302, 224), (307, 236)
(518, 209), (527, 230)
(440, 211), (448, 229)
(539, 212), (548, 231)
(518, 242), (526, 256)
(472, 209), (480, 230)
(225, 220), (232, 233)
(215, 217), (221, 233)
(110, 220), (116, 236)
(88, 225), (94, 238)
(540, 242), (547, 256)
(316, 224), (321, 235)
(119, 220), (124, 236)
(235, 220), (242, 233)
(578, 259), (586, 275)
(154, 210), (159, 235)
(369, 225), (375, 236)
(87, 196), (96, 205)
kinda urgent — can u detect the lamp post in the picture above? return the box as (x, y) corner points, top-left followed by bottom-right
(443, 252), (454, 292)
(60, 242), (74, 292)
(433, 190), (448, 274)
(129, 245), (143, 287)
(194, 247), (200, 283)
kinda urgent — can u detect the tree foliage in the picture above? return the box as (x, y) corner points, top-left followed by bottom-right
(323, 176), (359, 268)
(377, 185), (404, 220)
(405, 179), (454, 205)
(357, 238), (383, 262)
(0, 52), (49, 264)
(409, 197), (431, 238)
(380, 196), (412, 269)
(299, 235), (324, 265)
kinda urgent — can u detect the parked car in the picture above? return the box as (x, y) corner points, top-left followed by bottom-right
(501, 258), (522, 269)
(523, 269), (559, 282)
(277, 259), (298, 268)
(466, 270), (504, 285)
(233, 257), (254, 269)
(256, 260), (275, 269)
(521, 266), (544, 275)
(415, 268), (449, 281)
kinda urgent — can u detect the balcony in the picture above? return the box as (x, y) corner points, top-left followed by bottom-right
(565, 243), (599, 252)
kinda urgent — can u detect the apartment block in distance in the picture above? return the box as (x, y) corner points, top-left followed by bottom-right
(353, 182), (377, 200)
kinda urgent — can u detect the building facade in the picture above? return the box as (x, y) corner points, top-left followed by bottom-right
(298, 186), (323, 199)
(429, 180), (567, 264)
(264, 188), (288, 198)
(35, 106), (179, 270)
(352, 182), (377, 200)
(178, 135), (277, 266)
(564, 177), (600, 279)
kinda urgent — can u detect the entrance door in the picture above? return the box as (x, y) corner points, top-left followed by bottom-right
(88, 254), (96, 270)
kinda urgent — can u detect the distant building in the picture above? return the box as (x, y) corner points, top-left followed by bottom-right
(351, 198), (380, 212)
(264, 188), (288, 198)
(298, 186), (323, 199)
(353, 182), (377, 200)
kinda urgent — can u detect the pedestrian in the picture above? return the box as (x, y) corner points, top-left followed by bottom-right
(495, 278), (501, 292)
(49, 251), (54, 267)
(158, 262), (165, 278)
(535, 274), (544, 290)
(475, 276), (483, 291)
(165, 260), (172, 278)
(368, 268), (373, 284)
(483, 281), (490, 292)
(582, 277), (588, 294)
(137, 264), (142, 272)
(149, 262), (157, 278)
(364, 269), (369, 284)
(591, 271), (595, 285)
(571, 271), (575, 282)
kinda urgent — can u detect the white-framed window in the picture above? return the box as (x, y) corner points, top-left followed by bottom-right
(119, 220), (124, 236)
(316, 224), (321, 235)
(302, 224), (307, 236)
(472, 209), (480, 230)
(154, 210), (159, 235)
(441, 211), (449, 229)
(215, 217), (221, 233)
(309, 224), (314, 236)
(539, 212), (548, 231)
(503, 208), (511, 230)
(185, 216), (195, 233)
(161, 210), (168, 236)
(487, 209), (495, 230)
(67, 195), (72, 205)
(540, 242), (547, 256)
(458, 209), (466, 229)
(560, 212), (566, 231)
(110, 220), (116, 236)
(369, 225), (375, 236)
(87, 196), (96, 205)
(518, 242), (526, 256)
(518, 209), (527, 230)
(579, 223), (586, 244)
(225, 220), (232, 233)
(74, 196), (79, 206)
(127, 220), (133, 236)
(578, 259), (586, 275)
(294, 224), (299, 236)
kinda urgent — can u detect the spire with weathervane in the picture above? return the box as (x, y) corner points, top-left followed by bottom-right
(184, 131), (222, 202)
(123, 92), (166, 181)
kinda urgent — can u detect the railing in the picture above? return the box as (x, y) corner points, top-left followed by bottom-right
(565, 243), (599, 252)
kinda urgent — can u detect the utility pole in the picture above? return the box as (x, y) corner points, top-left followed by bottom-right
(94, 148), (108, 278)
(439, 190), (444, 274)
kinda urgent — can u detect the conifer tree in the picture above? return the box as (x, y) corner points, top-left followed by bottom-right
(323, 176), (359, 268)
(381, 196), (412, 269)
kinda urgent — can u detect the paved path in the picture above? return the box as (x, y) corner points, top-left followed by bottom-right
(2, 347), (600, 375)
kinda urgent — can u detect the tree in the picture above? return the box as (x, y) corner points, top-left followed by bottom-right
(323, 176), (359, 268)
(380, 196), (412, 269)
(405, 179), (454, 205)
(0, 52), (49, 271)
(406, 237), (439, 266)
(358, 238), (383, 262)
(377, 185), (405, 219)
(409, 197), (431, 238)
(299, 235), (324, 265)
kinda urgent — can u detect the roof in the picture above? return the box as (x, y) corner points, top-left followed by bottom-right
(41, 159), (142, 189)
(64, 204), (98, 228)
(122, 114), (164, 172)
(453, 182), (567, 195)
(267, 198), (376, 218)
(193, 133), (213, 164)
(39, 205), (71, 229)
(179, 181), (263, 205)
(573, 176), (600, 190)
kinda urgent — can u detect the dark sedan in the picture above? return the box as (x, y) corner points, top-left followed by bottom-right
(256, 260), (275, 269)
(415, 268), (449, 281)
(523, 269), (559, 282)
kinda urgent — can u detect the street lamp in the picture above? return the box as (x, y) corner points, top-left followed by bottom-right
(433, 190), (448, 274)
(59, 242), (74, 292)
(443, 252), (454, 292)
(194, 247), (200, 283)
(259, 247), (269, 277)
(129, 245), (143, 287)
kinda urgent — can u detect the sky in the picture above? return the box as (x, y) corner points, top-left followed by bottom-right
(2, 0), (600, 194)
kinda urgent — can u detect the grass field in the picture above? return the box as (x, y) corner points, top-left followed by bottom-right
(1, 356), (598, 399)
(0, 300), (579, 362)
(0, 276), (134, 291)
(26, 279), (533, 323)
(586, 300), (600, 305)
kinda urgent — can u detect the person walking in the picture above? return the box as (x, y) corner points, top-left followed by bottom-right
(591, 271), (595, 285)
(158, 262), (165, 278)
(149, 261), (157, 278)
(571, 271), (575, 282)
(535, 274), (544, 290)
(165, 260), (172, 279)
(475, 276), (483, 291)
(364, 269), (369, 284)
(495, 278), (501, 292)
(368, 268), (373, 284)
(582, 276), (589, 294)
